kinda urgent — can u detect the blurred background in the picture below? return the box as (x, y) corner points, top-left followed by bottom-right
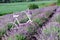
(0, 0), (58, 16)
(0, 0), (57, 3)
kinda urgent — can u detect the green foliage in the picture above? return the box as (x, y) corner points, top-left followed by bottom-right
(16, 34), (26, 40)
(58, 0), (60, 4)
(33, 17), (47, 27)
(41, 3), (45, 5)
(20, 18), (29, 23)
(41, 17), (47, 21)
(0, 0), (44, 3)
(7, 23), (15, 30)
(8, 36), (13, 40)
(28, 4), (39, 9)
(0, 2), (53, 15)
(0, 30), (6, 36)
(27, 26), (37, 35)
(0, 29), (6, 40)
(0, 12), (13, 16)
(33, 18), (43, 27)
(15, 20), (19, 25)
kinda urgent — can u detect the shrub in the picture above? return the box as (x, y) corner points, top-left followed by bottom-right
(20, 18), (29, 23)
(0, 30), (6, 37)
(28, 26), (37, 34)
(16, 34), (26, 40)
(15, 20), (19, 25)
(8, 34), (26, 40)
(41, 17), (48, 21)
(58, 0), (60, 4)
(7, 23), (15, 31)
(8, 36), (13, 40)
(33, 18), (43, 27)
(0, 30), (6, 40)
(28, 4), (39, 9)
(41, 3), (45, 5)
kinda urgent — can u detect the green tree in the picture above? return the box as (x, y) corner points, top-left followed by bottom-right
(58, 0), (60, 4)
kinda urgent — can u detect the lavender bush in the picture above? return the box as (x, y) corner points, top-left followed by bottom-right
(1, 6), (60, 40)
(42, 22), (60, 40)
(15, 34), (26, 40)
(7, 23), (15, 31)
(20, 18), (29, 23)
(50, 13), (60, 23)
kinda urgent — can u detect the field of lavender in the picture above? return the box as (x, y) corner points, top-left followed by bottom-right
(0, 5), (60, 40)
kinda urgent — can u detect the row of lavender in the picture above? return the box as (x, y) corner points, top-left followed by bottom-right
(0, 6), (59, 40)
(37, 6), (60, 40)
